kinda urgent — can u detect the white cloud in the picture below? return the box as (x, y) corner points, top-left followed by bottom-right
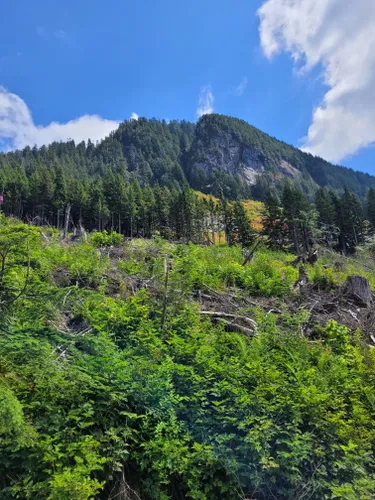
(129, 112), (139, 121)
(196, 86), (214, 119)
(258, 0), (375, 163)
(235, 77), (248, 97)
(0, 86), (120, 150)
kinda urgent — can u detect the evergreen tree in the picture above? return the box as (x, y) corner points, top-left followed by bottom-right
(153, 185), (170, 238)
(54, 166), (67, 228)
(367, 187), (375, 228)
(88, 180), (109, 231)
(315, 188), (337, 248)
(29, 165), (55, 221)
(337, 187), (364, 254)
(219, 189), (235, 245)
(262, 191), (287, 251)
(231, 201), (256, 247)
(282, 185), (309, 255)
(143, 186), (156, 237)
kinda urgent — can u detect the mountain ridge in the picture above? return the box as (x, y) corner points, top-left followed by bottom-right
(1, 113), (375, 201)
(185, 114), (375, 199)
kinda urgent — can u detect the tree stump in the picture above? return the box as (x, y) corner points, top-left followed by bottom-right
(294, 266), (309, 288)
(341, 276), (373, 307)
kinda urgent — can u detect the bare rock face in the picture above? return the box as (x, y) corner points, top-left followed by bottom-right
(193, 132), (266, 185)
(341, 276), (373, 307)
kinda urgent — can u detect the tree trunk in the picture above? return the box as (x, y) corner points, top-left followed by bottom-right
(293, 224), (301, 256)
(63, 204), (71, 239)
(302, 227), (310, 254)
(161, 259), (170, 331)
(327, 228), (333, 250)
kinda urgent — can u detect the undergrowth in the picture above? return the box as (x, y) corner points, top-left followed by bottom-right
(1, 220), (375, 499)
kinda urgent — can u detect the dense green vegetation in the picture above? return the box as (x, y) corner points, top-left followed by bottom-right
(262, 183), (374, 256)
(1, 213), (375, 499)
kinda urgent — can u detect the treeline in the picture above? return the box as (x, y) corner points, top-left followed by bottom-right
(0, 158), (255, 245)
(262, 185), (375, 255)
(1, 144), (375, 257)
(0, 118), (194, 208)
(1, 114), (375, 255)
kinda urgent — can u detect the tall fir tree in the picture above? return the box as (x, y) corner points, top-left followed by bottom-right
(231, 201), (256, 247)
(367, 187), (375, 228)
(262, 191), (287, 251)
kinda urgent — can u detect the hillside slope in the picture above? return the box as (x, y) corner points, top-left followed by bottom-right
(1, 114), (375, 201)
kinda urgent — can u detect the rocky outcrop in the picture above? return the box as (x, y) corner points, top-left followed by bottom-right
(190, 129), (304, 187)
(193, 131), (265, 184)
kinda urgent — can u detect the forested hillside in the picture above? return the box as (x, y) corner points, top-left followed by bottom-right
(186, 115), (375, 199)
(1, 114), (375, 221)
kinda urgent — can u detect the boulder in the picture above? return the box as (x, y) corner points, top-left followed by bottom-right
(341, 276), (373, 307)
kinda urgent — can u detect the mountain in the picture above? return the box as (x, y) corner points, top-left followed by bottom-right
(101, 113), (375, 200)
(1, 113), (375, 201)
(185, 114), (375, 200)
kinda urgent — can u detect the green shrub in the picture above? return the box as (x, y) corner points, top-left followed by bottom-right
(309, 263), (337, 290)
(172, 245), (297, 297)
(242, 251), (297, 296)
(90, 230), (123, 247)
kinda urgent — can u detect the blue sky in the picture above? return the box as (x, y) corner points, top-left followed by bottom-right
(0, 0), (375, 174)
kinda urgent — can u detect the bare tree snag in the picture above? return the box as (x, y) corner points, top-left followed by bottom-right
(63, 203), (71, 239)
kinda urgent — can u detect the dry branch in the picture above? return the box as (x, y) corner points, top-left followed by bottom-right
(200, 310), (258, 329)
(208, 317), (256, 336)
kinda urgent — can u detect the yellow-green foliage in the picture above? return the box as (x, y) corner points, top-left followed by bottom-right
(241, 199), (264, 231)
(43, 243), (109, 289)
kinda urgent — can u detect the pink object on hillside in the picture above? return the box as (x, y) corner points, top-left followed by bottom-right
(0, 194), (3, 205)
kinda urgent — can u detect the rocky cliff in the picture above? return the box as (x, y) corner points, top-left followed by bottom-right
(185, 114), (319, 198)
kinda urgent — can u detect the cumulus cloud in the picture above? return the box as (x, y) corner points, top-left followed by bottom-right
(196, 86), (214, 119)
(235, 77), (248, 97)
(129, 112), (139, 121)
(0, 87), (120, 150)
(258, 0), (375, 163)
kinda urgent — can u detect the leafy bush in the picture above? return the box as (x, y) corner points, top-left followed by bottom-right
(309, 263), (337, 290)
(172, 245), (297, 296)
(44, 243), (109, 289)
(90, 230), (123, 247)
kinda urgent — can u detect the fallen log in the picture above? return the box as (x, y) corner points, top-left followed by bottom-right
(199, 311), (258, 330)
(208, 317), (256, 336)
